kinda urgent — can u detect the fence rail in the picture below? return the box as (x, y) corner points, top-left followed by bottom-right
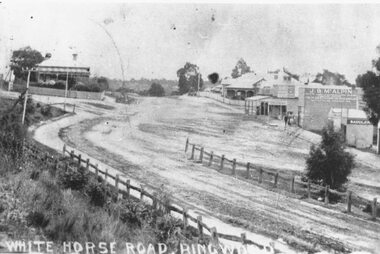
(185, 138), (379, 221)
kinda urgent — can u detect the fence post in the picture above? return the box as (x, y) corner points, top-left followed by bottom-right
(307, 180), (311, 199)
(126, 180), (130, 198)
(291, 176), (295, 193)
(232, 159), (236, 176)
(324, 185), (329, 205)
(273, 173), (279, 188)
(105, 169), (108, 182)
(240, 233), (247, 245)
(76, 154), (81, 167)
(70, 150), (74, 161)
(210, 227), (219, 245)
(220, 155), (225, 171)
(372, 198), (377, 220)
(86, 159), (90, 171)
(73, 104), (76, 113)
(259, 168), (263, 183)
(95, 164), (99, 176)
(140, 185), (144, 201)
(199, 147), (204, 163)
(190, 145), (195, 160)
(115, 175), (120, 191)
(197, 216), (203, 238)
(152, 195), (158, 210)
(182, 209), (188, 231)
(346, 191), (352, 213)
(208, 152), (214, 166)
(185, 138), (189, 152)
(246, 162), (250, 179)
(62, 144), (66, 156)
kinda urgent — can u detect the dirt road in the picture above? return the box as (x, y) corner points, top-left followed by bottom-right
(48, 95), (379, 253)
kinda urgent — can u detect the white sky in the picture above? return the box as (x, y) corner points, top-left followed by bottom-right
(2, 1), (380, 82)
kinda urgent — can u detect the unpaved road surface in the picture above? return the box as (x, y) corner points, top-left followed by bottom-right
(32, 94), (380, 253)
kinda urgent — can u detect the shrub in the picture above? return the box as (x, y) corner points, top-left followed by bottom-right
(40, 105), (52, 117)
(26, 211), (49, 228)
(305, 125), (355, 190)
(86, 179), (108, 207)
(58, 168), (89, 190)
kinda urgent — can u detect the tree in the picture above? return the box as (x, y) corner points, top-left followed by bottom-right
(176, 62), (204, 95)
(148, 83), (165, 97)
(97, 76), (109, 91)
(313, 69), (351, 86)
(305, 125), (355, 190)
(10, 46), (44, 80)
(356, 72), (380, 125)
(231, 58), (252, 78)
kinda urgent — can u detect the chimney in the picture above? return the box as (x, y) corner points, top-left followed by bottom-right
(72, 53), (78, 61)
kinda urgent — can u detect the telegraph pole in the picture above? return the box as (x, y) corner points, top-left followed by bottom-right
(21, 69), (31, 125)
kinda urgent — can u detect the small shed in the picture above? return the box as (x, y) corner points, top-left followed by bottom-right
(328, 108), (373, 148)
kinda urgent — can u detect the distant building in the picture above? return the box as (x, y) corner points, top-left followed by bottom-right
(36, 53), (90, 85)
(243, 69), (303, 119)
(222, 73), (265, 99)
(328, 108), (373, 148)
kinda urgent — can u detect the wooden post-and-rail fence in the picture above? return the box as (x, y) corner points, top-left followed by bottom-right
(60, 144), (268, 249)
(184, 139), (379, 220)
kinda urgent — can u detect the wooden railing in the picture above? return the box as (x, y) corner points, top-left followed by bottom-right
(185, 138), (379, 221)
(21, 141), (273, 251)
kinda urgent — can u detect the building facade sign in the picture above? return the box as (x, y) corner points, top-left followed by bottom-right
(304, 87), (356, 103)
(347, 119), (371, 125)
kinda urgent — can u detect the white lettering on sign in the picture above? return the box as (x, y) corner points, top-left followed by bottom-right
(347, 119), (371, 125)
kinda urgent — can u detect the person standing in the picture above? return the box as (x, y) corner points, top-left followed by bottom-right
(284, 114), (288, 130)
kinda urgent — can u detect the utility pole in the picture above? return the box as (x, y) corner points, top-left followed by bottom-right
(64, 71), (69, 111)
(21, 69), (31, 125)
(197, 66), (200, 96)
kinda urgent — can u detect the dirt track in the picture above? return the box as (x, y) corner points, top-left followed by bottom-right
(50, 95), (379, 253)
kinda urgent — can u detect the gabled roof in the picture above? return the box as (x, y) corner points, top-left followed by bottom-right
(223, 73), (265, 89)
